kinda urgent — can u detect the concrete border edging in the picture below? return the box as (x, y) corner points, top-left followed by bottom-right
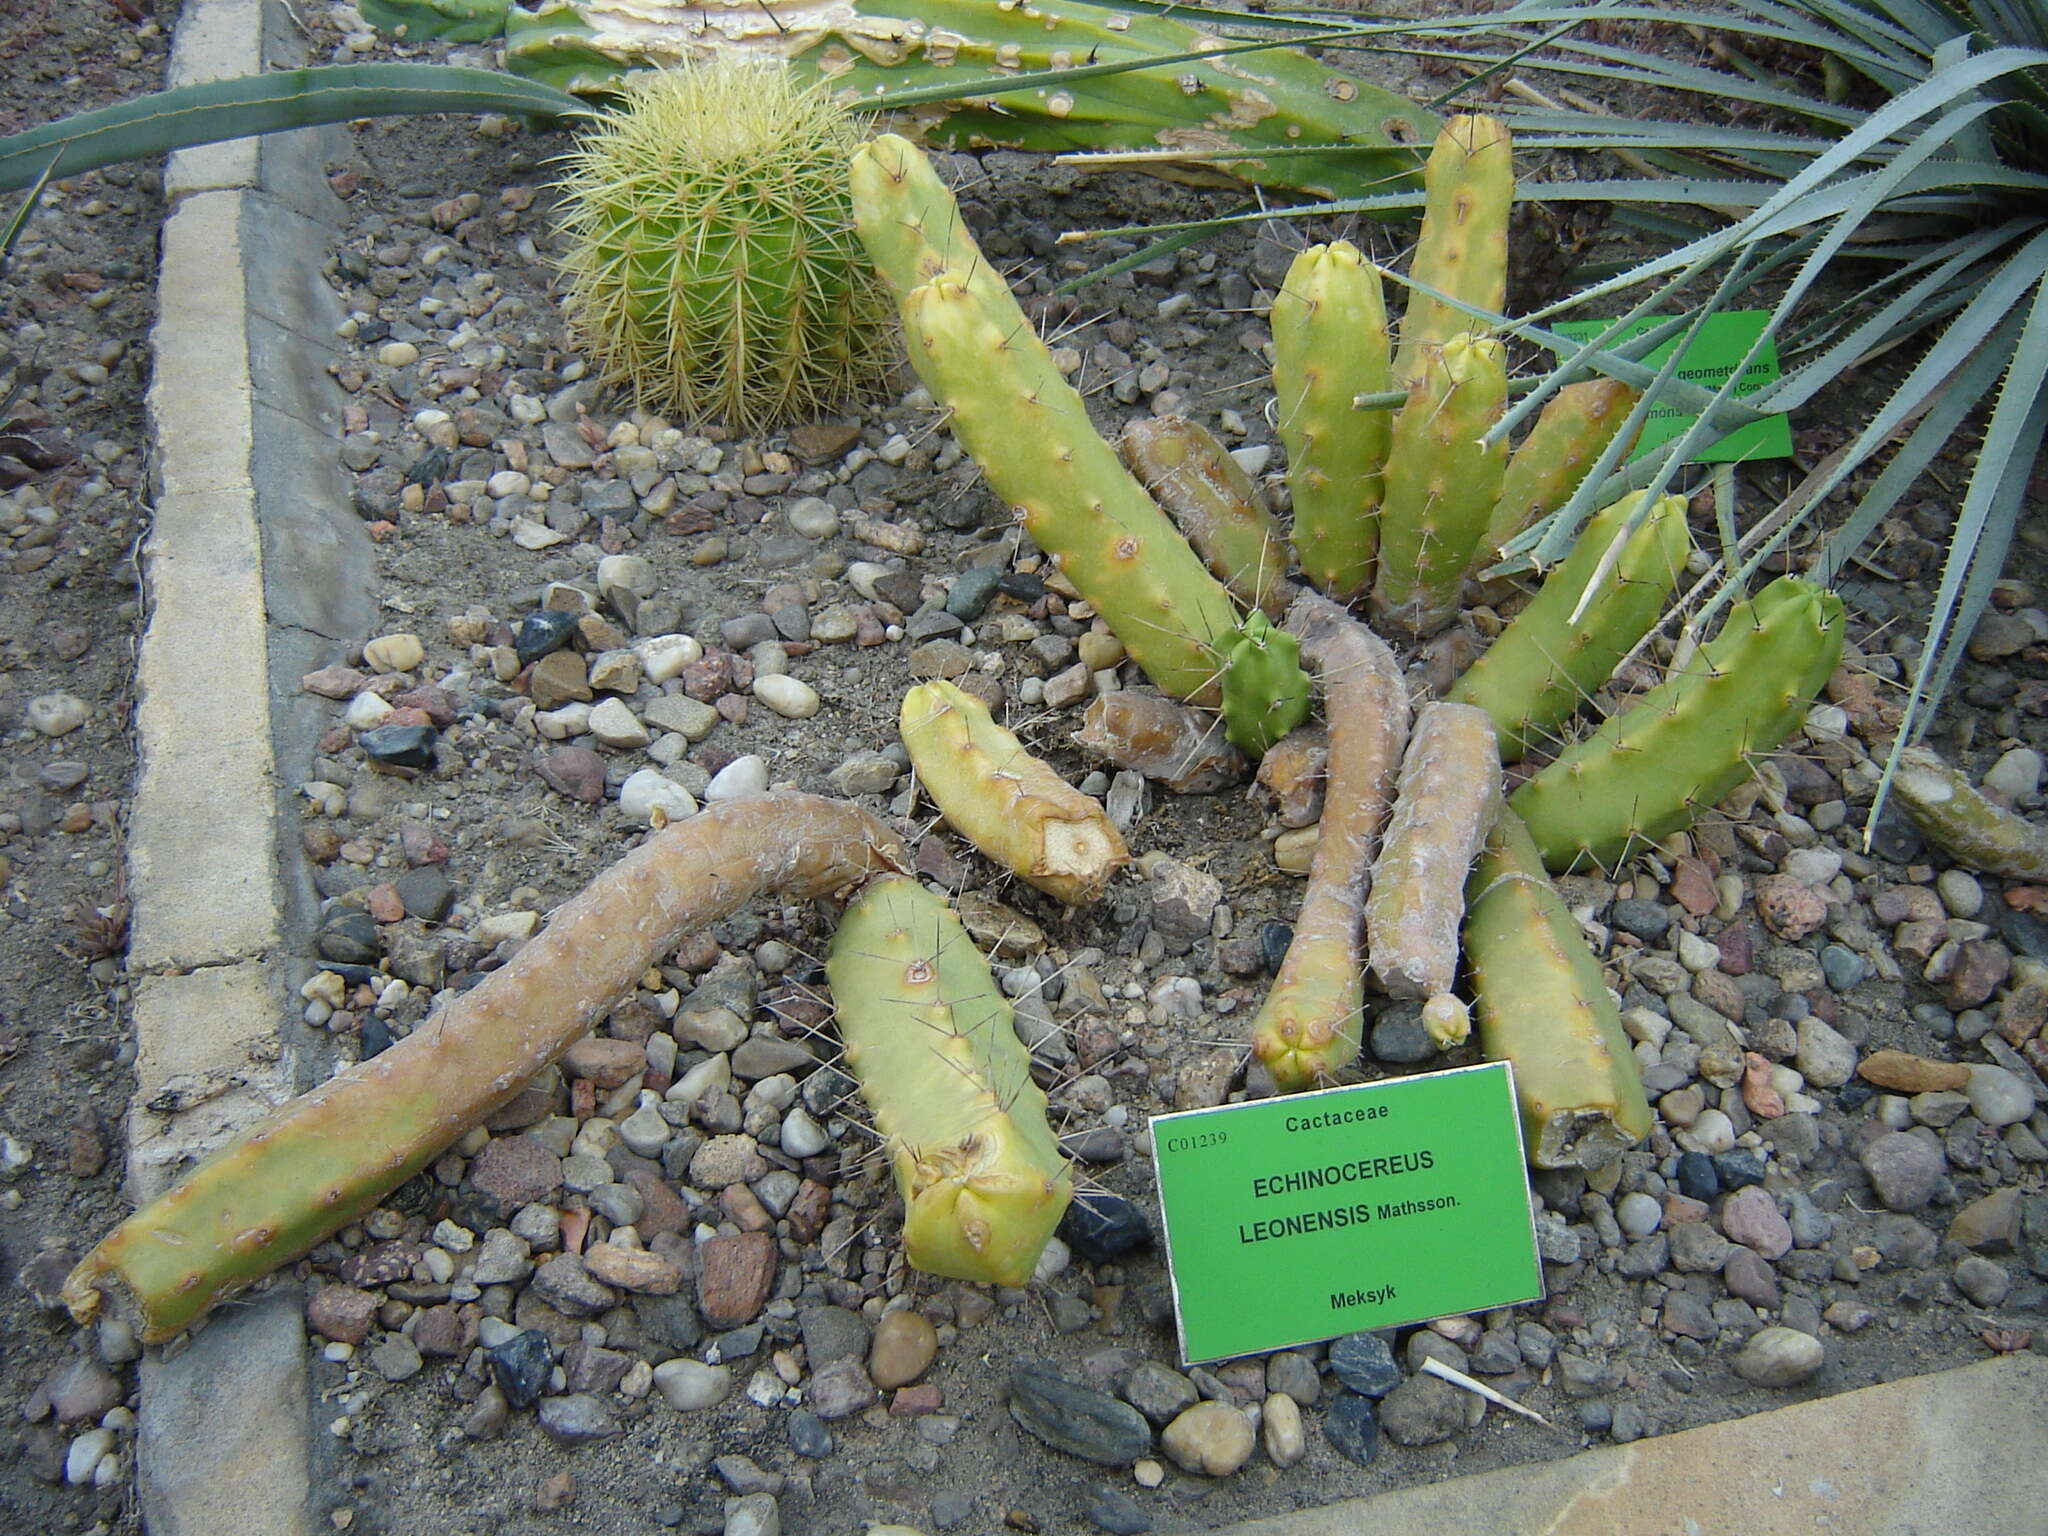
(130, 0), (369, 1529)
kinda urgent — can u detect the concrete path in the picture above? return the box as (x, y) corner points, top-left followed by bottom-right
(1221, 1353), (2048, 1536)
(129, 4), (2048, 1534)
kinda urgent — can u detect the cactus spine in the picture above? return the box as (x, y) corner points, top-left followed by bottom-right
(1120, 416), (1296, 620)
(63, 796), (906, 1342)
(900, 679), (1128, 905)
(1391, 114), (1513, 385)
(1364, 702), (1503, 1002)
(827, 875), (1072, 1286)
(1464, 810), (1654, 1169)
(1511, 577), (1847, 872)
(1368, 333), (1510, 640)
(1485, 378), (1640, 560)
(1251, 592), (1410, 1091)
(1271, 240), (1391, 600)
(552, 60), (894, 431)
(1449, 492), (1693, 762)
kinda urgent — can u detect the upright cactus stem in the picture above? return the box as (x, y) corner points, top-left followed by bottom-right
(1369, 333), (1509, 640)
(850, 132), (1011, 312)
(828, 876), (1072, 1286)
(853, 137), (1241, 706)
(1485, 379), (1640, 561)
(1271, 240), (1391, 599)
(1392, 114), (1513, 385)
(1512, 577), (1847, 872)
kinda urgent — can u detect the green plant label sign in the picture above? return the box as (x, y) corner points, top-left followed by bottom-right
(1553, 310), (1794, 463)
(1149, 1062), (1541, 1363)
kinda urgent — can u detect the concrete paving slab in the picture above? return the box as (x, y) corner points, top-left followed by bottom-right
(138, 1290), (312, 1536)
(1219, 1353), (2048, 1536)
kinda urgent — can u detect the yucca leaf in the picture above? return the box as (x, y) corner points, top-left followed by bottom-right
(0, 63), (592, 195)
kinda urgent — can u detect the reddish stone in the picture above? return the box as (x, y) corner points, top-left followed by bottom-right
(720, 1182), (775, 1232)
(696, 1231), (776, 1329)
(1692, 968), (1747, 1023)
(582, 1241), (683, 1295)
(412, 1303), (477, 1357)
(1714, 922), (1755, 976)
(302, 665), (368, 699)
(392, 686), (458, 726)
(1668, 857), (1720, 917)
(680, 652), (732, 702)
(366, 883), (405, 923)
(1942, 940), (2012, 1011)
(562, 1036), (646, 1089)
(399, 820), (450, 866)
(890, 1383), (943, 1416)
(382, 706), (435, 730)
(787, 1179), (834, 1242)
(1874, 884), (1945, 926)
(307, 1284), (378, 1344)
(715, 693), (749, 725)
(623, 1169), (692, 1237)
(1754, 875), (1829, 940)
(534, 746), (606, 803)
(468, 1134), (563, 1214)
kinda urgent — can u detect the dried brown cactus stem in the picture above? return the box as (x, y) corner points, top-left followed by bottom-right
(1250, 592), (1411, 1091)
(64, 794), (908, 1344)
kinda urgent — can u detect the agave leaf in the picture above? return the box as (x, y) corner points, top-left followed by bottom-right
(0, 63), (591, 195)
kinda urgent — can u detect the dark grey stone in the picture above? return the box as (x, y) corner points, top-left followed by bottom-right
(1322, 1392), (1379, 1465)
(1007, 1366), (1152, 1466)
(1328, 1331), (1402, 1398)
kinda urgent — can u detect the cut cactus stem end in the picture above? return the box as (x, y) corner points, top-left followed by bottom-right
(900, 678), (1128, 905)
(827, 874), (1072, 1286)
(1464, 810), (1653, 1169)
(1251, 592), (1411, 1091)
(63, 795), (907, 1343)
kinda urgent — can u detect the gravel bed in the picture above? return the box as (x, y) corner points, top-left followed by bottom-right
(24, 4), (2048, 1532)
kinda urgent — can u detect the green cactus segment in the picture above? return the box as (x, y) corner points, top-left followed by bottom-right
(894, 269), (1240, 704)
(1252, 592), (1410, 1092)
(900, 679), (1128, 904)
(360, 0), (509, 41)
(1484, 378), (1640, 561)
(553, 61), (895, 431)
(1368, 333), (1509, 640)
(1364, 702), (1503, 1001)
(1271, 240), (1391, 600)
(1891, 745), (2048, 880)
(1511, 577), (1847, 872)
(61, 795), (907, 1343)
(828, 875), (1073, 1286)
(851, 132), (1012, 313)
(1391, 114), (1513, 385)
(1219, 612), (1313, 757)
(1449, 492), (1693, 763)
(1119, 416), (1295, 619)
(491, 0), (1433, 207)
(1464, 810), (1653, 1170)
